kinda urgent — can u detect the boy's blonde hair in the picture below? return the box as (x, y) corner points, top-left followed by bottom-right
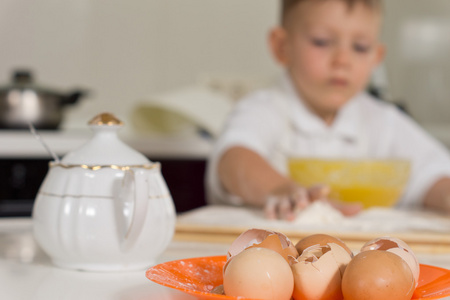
(281, 0), (382, 24)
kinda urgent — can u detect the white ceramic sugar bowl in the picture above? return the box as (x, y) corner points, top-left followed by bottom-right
(32, 113), (176, 271)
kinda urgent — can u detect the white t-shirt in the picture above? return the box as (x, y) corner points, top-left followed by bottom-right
(206, 73), (450, 208)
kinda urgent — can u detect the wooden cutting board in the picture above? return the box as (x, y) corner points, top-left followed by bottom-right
(174, 223), (450, 254)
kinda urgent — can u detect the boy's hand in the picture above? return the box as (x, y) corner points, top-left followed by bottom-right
(264, 183), (362, 221)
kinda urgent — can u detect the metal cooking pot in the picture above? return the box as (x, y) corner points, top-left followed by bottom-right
(0, 70), (88, 129)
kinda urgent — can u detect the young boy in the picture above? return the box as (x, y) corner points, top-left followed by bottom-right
(206, 0), (450, 220)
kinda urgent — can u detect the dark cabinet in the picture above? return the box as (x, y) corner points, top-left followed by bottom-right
(0, 158), (207, 217)
(155, 158), (207, 213)
(0, 159), (49, 216)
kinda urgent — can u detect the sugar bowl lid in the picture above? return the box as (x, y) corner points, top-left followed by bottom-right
(61, 113), (150, 166)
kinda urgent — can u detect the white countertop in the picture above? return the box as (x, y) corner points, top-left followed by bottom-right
(2, 123), (448, 160)
(1, 217), (450, 300)
(0, 218), (228, 300)
(1, 123), (447, 160)
(0, 130), (212, 159)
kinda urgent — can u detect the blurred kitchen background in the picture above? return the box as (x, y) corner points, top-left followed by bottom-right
(1, 0), (450, 216)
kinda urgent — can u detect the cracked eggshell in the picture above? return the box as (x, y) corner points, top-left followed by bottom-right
(290, 242), (352, 300)
(295, 233), (353, 257)
(226, 228), (299, 263)
(361, 237), (419, 287)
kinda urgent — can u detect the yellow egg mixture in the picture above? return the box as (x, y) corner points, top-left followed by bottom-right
(288, 158), (410, 208)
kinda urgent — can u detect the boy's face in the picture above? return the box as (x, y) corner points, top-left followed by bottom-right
(270, 0), (384, 123)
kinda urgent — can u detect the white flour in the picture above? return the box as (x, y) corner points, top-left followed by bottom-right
(178, 202), (450, 233)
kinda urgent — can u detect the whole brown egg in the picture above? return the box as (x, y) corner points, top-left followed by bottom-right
(223, 247), (294, 300)
(342, 250), (415, 300)
(361, 236), (420, 287)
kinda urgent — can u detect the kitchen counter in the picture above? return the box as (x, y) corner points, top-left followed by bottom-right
(0, 218), (227, 300)
(2, 217), (450, 300)
(0, 130), (212, 159)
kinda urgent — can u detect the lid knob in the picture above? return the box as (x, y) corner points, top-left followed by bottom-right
(12, 69), (33, 84)
(88, 113), (124, 126)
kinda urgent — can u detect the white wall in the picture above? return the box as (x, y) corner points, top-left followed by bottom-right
(1, 0), (450, 133)
(382, 0), (450, 125)
(0, 0), (279, 129)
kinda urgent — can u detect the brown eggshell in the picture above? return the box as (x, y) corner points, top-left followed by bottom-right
(361, 236), (420, 287)
(290, 242), (352, 300)
(295, 233), (353, 257)
(227, 228), (299, 263)
(211, 285), (224, 295)
(223, 247), (294, 300)
(342, 250), (415, 300)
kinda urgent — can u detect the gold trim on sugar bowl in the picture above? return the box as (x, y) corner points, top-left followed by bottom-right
(37, 191), (171, 200)
(49, 162), (160, 171)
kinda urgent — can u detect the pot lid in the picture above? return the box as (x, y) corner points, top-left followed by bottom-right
(0, 69), (66, 96)
(61, 113), (150, 166)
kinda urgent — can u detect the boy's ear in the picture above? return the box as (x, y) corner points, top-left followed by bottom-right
(374, 43), (386, 66)
(269, 27), (289, 66)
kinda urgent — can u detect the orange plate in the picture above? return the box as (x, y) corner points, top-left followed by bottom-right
(146, 255), (450, 300)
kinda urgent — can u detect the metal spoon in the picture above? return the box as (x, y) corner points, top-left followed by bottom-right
(27, 121), (61, 163)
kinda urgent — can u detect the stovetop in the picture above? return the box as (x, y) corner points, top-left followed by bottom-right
(0, 129), (91, 158)
(0, 129), (212, 159)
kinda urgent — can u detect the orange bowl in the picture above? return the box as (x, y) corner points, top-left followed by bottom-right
(146, 255), (450, 300)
